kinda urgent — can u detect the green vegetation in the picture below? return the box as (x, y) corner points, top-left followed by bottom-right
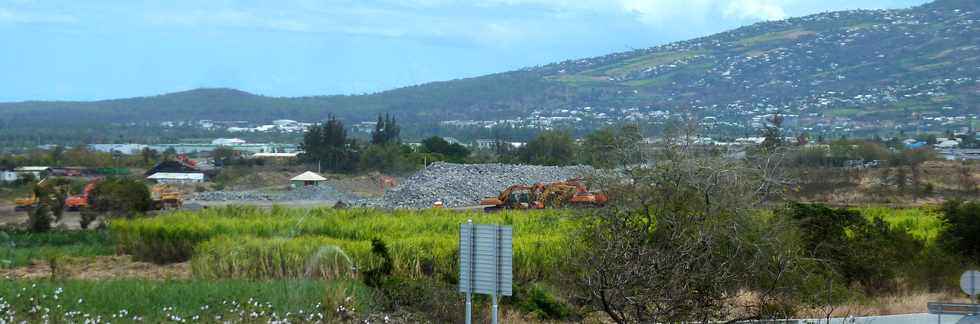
(111, 206), (576, 282)
(0, 230), (113, 268)
(0, 279), (373, 323)
(735, 28), (815, 47)
(89, 177), (152, 217)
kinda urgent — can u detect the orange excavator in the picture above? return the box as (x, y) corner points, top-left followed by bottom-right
(479, 179), (608, 212)
(64, 179), (100, 211)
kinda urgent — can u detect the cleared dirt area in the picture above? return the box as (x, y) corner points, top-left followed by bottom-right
(0, 255), (190, 280)
(0, 204), (94, 230)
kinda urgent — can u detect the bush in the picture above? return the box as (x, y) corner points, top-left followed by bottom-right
(27, 205), (52, 233)
(514, 283), (574, 320)
(380, 277), (464, 323)
(89, 177), (152, 217)
(79, 207), (98, 230)
(937, 200), (980, 262)
(784, 203), (925, 294)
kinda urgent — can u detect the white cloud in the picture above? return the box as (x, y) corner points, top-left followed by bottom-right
(723, 0), (789, 21)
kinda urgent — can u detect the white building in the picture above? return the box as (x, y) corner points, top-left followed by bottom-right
(14, 166), (51, 180)
(251, 152), (300, 159)
(0, 171), (18, 183)
(212, 138), (247, 146)
(147, 172), (205, 184)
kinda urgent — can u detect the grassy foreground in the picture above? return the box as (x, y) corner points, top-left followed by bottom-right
(0, 230), (114, 268)
(0, 279), (372, 322)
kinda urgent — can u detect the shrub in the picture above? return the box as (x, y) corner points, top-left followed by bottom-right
(784, 203), (925, 294)
(27, 205), (52, 233)
(514, 283), (574, 320)
(937, 200), (980, 262)
(89, 177), (152, 217)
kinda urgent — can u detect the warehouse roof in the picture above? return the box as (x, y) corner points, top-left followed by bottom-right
(147, 172), (205, 180)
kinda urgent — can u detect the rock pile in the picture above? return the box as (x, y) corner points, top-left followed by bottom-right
(377, 162), (595, 208)
(191, 184), (354, 202)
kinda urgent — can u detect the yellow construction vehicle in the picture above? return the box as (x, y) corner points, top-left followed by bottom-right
(14, 178), (47, 211)
(151, 185), (183, 210)
(14, 178), (73, 211)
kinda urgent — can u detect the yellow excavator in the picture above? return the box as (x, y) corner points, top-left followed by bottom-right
(150, 185), (183, 210)
(480, 179), (608, 212)
(14, 178), (71, 211)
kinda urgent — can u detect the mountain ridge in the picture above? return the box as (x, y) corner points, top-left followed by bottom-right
(1, 0), (977, 137)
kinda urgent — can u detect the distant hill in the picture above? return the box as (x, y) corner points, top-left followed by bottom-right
(1, 0), (977, 135)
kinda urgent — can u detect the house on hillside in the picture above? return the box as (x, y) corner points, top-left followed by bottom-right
(291, 171), (327, 188)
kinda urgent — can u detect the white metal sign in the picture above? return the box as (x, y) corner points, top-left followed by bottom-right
(963, 270), (980, 300)
(459, 222), (513, 324)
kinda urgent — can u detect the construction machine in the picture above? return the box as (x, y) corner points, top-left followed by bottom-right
(14, 178), (47, 211)
(14, 178), (73, 211)
(64, 179), (100, 211)
(480, 179), (608, 212)
(151, 185), (184, 210)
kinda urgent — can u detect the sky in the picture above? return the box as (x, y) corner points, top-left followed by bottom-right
(0, 0), (930, 102)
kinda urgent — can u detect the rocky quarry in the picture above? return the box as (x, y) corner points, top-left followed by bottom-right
(190, 183), (355, 202)
(374, 162), (596, 208)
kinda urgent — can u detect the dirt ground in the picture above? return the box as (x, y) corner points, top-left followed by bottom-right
(0, 203), (94, 230)
(0, 255), (190, 280)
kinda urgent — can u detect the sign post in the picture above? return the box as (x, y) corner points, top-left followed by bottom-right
(460, 220), (513, 324)
(962, 270), (980, 306)
(928, 270), (980, 323)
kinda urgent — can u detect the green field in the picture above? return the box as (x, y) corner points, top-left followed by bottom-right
(0, 204), (966, 322)
(0, 230), (114, 268)
(111, 206), (579, 282)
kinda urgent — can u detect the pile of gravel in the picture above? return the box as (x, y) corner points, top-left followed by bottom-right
(376, 162), (595, 208)
(191, 183), (355, 202)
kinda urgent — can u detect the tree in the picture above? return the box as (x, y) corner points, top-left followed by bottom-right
(89, 177), (152, 217)
(162, 147), (178, 161)
(211, 146), (237, 167)
(937, 200), (980, 262)
(518, 130), (576, 166)
(761, 111), (784, 152)
(421, 136), (470, 162)
(371, 113), (401, 145)
(581, 124), (643, 169)
(140, 148), (159, 166)
(300, 114), (356, 172)
(576, 133), (804, 323)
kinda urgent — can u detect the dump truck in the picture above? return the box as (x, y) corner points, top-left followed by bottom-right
(480, 179), (608, 212)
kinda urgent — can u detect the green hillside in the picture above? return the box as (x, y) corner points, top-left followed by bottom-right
(0, 0), (976, 142)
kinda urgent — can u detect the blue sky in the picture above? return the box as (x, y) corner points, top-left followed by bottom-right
(0, 0), (929, 102)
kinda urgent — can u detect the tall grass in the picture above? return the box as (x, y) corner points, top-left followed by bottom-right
(111, 206), (580, 281)
(857, 206), (943, 241)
